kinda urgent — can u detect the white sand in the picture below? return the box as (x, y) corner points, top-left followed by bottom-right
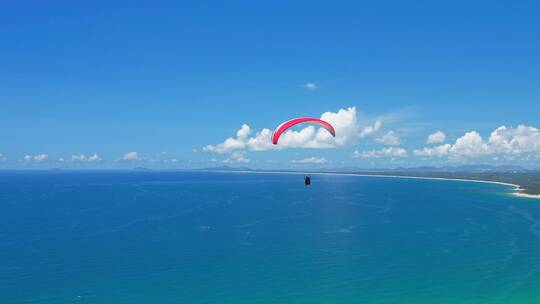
(513, 192), (540, 199)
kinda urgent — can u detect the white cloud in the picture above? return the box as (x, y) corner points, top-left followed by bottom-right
(71, 154), (86, 161)
(376, 131), (401, 146)
(88, 154), (102, 162)
(33, 154), (48, 162)
(488, 125), (540, 155)
(247, 128), (275, 151)
(203, 124), (251, 153)
(318, 107), (360, 147)
(353, 147), (407, 158)
(71, 153), (102, 162)
(0, 153), (5, 161)
(414, 144), (451, 157)
(427, 131), (446, 144)
(450, 131), (490, 157)
(204, 107), (360, 152)
(359, 119), (382, 138)
(223, 151), (250, 163)
(290, 157), (328, 164)
(21, 154), (48, 162)
(236, 123), (252, 139)
(123, 151), (140, 161)
(303, 82), (318, 91)
(415, 125), (540, 160)
(415, 132), (489, 159)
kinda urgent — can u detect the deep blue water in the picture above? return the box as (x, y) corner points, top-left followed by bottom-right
(1, 171), (540, 303)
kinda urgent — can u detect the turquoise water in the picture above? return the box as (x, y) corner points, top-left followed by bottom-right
(1, 171), (540, 303)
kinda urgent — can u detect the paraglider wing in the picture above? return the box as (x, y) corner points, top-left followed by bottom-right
(272, 117), (336, 145)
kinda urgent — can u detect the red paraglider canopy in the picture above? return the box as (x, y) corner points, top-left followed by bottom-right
(272, 117), (336, 144)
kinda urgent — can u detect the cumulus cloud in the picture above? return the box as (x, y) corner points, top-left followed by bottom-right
(247, 128), (275, 151)
(427, 131), (446, 144)
(21, 154), (48, 162)
(303, 82), (318, 91)
(203, 124), (251, 153)
(376, 131), (401, 146)
(88, 154), (102, 162)
(488, 125), (540, 155)
(414, 144), (451, 157)
(71, 154), (86, 161)
(72, 153), (102, 162)
(204, 107), (360, 153)
(353, 147), (407, 158)
(34, 154), (48, 161)
(123, 151), (140, 161)
(415, 125), (540, 160)
(290, 157), (328, 164)
(359, 119), (382, 138)
(415, 132), (489, 159)
(450, 131), (490, 157)
(223, 151), (250, 163)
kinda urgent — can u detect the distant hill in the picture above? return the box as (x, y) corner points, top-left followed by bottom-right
(133, 167), (151, 171)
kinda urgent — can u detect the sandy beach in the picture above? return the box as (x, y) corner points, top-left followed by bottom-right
(513, 192), (540, 199)
(512, 186), (540, 199)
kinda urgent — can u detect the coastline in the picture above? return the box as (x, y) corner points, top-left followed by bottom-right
(512, 186), (540, 199)
(513, 192), (540, 199)
(210, 169), (540, 200)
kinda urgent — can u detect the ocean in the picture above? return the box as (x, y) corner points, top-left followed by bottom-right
(1, 171), (540, 303)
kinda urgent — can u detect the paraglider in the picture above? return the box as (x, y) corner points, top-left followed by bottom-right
(272, 117), (336, 145)
(271, 117), (335, 186)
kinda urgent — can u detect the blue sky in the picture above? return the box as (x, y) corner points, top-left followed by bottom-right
(1, 1), (540, 169)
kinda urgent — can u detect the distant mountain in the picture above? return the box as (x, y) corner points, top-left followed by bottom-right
(436, 165), (526, 173)
(133, 167), (151, 171)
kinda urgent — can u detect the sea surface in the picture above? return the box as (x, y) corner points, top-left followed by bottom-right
(1, 171), (540, 303)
